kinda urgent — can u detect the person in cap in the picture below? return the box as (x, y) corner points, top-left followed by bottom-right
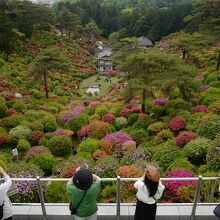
(134, 164), (165, 220)
(66, 167), (101, 220)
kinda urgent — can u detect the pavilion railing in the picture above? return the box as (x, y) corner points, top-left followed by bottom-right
(2, 176), (220, 220)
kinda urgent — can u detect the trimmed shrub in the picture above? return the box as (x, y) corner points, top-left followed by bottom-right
(115, 117), (128, 130)
(153, 129), (174, 145)
(126, 128), (148, 145)
(199, 88), (220, 107)
(147, 122), (167, 136)
(92, 149), (107, 160)
(183, 138), (214, 166)
(206, 145), (220, 172)
(175, 131), (197, 147)
(30, 121), (44, 132)
(169, 116), (186, 132)
(77, 138), (100, 154)
(191, 105), (208, 114)
(153, 98), (168, 106)
(94, 156), (119, 178)
(2, 113), (22, 130)
(120, 108), (132, 118)
(9, 125), (31, 143)
(152, 141), (184, 171)
(65, 114), (88, 134)
(48, 135), (72, 157)
(29, 154), (55, 176)
(24, 146), (52, 162)
(0, 127), (11, 145)
(166, 158), (196, 173)
(12, 102), (25, 113)
(45, 182), (68, 203)
(102, 113), (116, 123)
(5, 108), (16, 116)
(166, 98), (191, 114)
(122, 140), (136, 151)
(44, 120), (57, 132)
(95, 107), (108, 117)
(197, 116), (220, 139)
(127, 113), (139, 125)
(99, 139), (112, 155)
(17, 139), (31, 152)
(87, 121), (112, 139)
(0, 103), (7, 118)
(29, 131), (44, 145)
(186, 112), (206, 132)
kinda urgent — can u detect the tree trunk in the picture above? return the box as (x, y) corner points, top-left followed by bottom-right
(141, 87), (146, 113)
(43, 70), (48, 98)
(216, 51), (220, 71)
(183, 49), (186, 60)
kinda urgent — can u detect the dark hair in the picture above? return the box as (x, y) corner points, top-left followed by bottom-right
(144, 176), (159, 197)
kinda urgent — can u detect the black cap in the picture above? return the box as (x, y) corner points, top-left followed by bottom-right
(73, 169), (93, 190)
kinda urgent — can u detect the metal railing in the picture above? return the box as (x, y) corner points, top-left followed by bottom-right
(3, 176), (220, 220)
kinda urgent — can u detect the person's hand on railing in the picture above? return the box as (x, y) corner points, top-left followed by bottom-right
(92, 174), (100, 181)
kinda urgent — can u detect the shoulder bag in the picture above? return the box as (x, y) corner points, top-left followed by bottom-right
(214, 204), (220, 219)
(69, 190), (87, 215)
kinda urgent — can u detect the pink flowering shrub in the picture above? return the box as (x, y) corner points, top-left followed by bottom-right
(102, 113), (116, 123)
(3, 92), (14, 100)
(90, 101), (100, 107)
(153, 98), (168, 106)
(29, 131), (44, 145)
(122, 140), (136, 151)
(163, 169), (197, 202)
(175, 131), (197, 147)
(191, 105), (208, 114)
(5, 108), (16, 116)
(120, 108), (132, 117)
(52, 129), (73, 137)
(24, 146), (51, 161)
(131, 107), (141, 113)
(78, 126), (89, 138)
(169, 116), (186, 132)
(199, 85), (210, 91)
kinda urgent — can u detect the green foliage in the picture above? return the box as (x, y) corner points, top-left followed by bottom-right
(153, 129), (174, 145)
(0, 102), (7, 118)
(45, 182), (68, 203)
(125, 127), (148, 145)
(12, 102), (25, 112)
(147, 122), (167, 136)
(9, 125), (32, 143)
(206, 140), (220, 171)
(48, 135), (72, 157)
(186, 112), (207, 132)
(199, 88), (220, 107)
(77, 138), (100, 154)
(127, 113), (139, 125)
(183, 138), (214, 166)
(115, 117), (128, 130)
(29, 153), (55, 176)
(152, 141), (184, 171)
(197, 116), (220, 139)
(30, 121), (44, 131)
(17, 139), (31, 152)
(44, 119), (57, 132)
(65, 114), (88, 134)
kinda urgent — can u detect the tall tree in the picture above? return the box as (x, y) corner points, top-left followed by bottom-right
(119, 49), (196, 112)
(32, 48), (69, 98)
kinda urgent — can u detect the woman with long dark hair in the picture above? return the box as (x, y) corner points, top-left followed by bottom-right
(134, 164), (165, 220)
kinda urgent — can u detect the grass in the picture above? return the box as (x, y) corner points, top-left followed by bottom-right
(79, 74), (119, 98)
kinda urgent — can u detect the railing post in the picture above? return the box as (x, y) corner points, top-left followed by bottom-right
(116, 176), (121, 220)
(36, 176), (47, 220)
(190, 175), (203, 220)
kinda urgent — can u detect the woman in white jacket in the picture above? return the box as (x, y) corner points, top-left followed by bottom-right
(0, 166), (13, 220)
(134, 164), (165, 220)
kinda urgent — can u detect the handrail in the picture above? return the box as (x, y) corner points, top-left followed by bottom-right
(1, 176), (219, 220)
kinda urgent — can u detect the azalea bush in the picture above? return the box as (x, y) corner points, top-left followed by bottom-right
(169, 116), (186, 132)
(153, 98), (168, 106)
(48, 135), (72, 157)
(147, 122), (167, 136)
(191, 105), (208, 114)
(0, 127), (11, 145)
(99, 139), (112, 155)
(9, 125), (32, 143)
(199, 87), (220, 107)
(183, 138), (214, 166)
(163, 169), (196, 202)
(87, 121), (112, 139)
(29, 131), (44, 145)
(17, 139), (31, 152)
(115, 117), (128, 130)
(127, 113), (139, 125)
(77, 138), (100, 154)
(175, 131), (197, 147)
(102, 113), (116, 123)
(153, 129), (174, 145)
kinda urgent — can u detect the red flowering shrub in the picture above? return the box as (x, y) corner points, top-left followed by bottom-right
(87, 121), (112, 139)
(131, 107), (141, 113)
(163, 169), (197, 202)
(117, 165), (142, 178)
(24, 146), (51, 162)
(3, 92), (14, 101)
(99, 139), (112, 155)
(5, 108), (16, 116)
(122, 140), (136, 151)
(169, 116), (186, 132)
(29, 131), (44, 145)
(120, 108), (132, 118)
(60, 164), (79, 178)
(78, 126), (88, 138)
(191, 105), (208, 114)
(102, 113), (116, 123)
(175, 131), (197, 147)
(92, 149), (107, 160)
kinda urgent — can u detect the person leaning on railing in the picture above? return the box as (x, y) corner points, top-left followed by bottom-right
(134, 164), (165, 220)
(0, 166), (13, 220)
(66, 166), (101, 220)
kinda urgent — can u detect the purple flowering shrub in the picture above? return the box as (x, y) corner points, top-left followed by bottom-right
(24, 146), (51, 161)
(163, 169), (196, 202)
(199, 85), (210, 91)
(169, 116), (186, 132)
(8, 163), (44, 203)
(153, 98), (168, 106)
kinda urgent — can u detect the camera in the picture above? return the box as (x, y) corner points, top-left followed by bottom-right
(80, 163), (88, 170)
